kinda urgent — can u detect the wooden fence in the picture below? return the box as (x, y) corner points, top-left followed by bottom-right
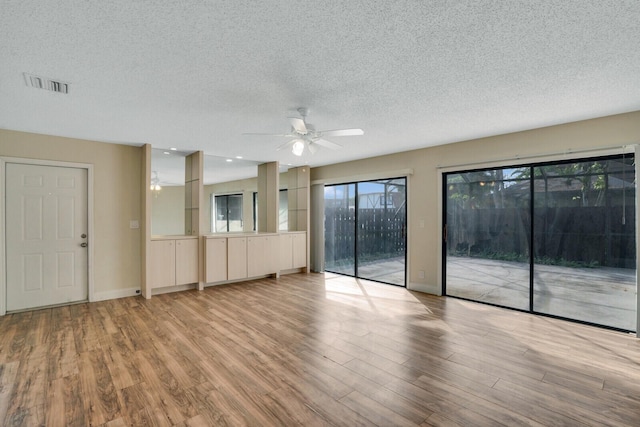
(325, 207), (406, 264)
(447, 206), (635, 268)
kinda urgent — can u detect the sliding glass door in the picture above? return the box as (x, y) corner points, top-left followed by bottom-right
(324, 184), (356, 276)
(357, 179), (407, 285)
(532, 158), (636, 330)
(445, 167), (531, 310)
(444, 155), (636, 331)
(325, 178), (407, 286)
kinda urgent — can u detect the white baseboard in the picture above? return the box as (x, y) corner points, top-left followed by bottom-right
(408, 282), (441, 295)
(92, 287), (141, 302)
(152, 283), (197, 295)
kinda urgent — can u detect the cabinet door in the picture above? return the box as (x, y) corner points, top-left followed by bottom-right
(227, 237), (247, 280)
(175, 239), (199, 285)
(247, 236), (266, 277)
(265, 235), (278, 274)
(280, 234), (294, 270)
(292, 233), (307, 268)
(150, 240), (175, 288)
(205, 237), (228, 283)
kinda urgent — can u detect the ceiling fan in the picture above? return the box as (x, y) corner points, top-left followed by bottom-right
(244, 108), (364, 156)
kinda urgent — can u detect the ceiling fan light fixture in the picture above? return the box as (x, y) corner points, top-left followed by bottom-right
(292, 139), (305, 156)
(150, 171), (162, 192)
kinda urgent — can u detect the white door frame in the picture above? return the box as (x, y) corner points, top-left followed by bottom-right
(0, 157), (94, 315)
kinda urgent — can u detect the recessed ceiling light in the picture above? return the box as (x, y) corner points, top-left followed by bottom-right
(170, 147), (177, 151)
(226, 159), (232, 162)
(235, 156), (243, 159)
(163, 151), (170, 155)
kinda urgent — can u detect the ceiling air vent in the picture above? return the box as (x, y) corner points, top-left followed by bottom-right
(23, 73), (69, 94)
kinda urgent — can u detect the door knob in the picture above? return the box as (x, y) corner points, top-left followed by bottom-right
(81, 233), (87, 238)
(80, 243), (88, 248)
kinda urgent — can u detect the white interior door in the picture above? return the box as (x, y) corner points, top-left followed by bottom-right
(5, 163), (88, 311)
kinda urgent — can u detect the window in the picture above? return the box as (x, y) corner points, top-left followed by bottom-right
(213, 194), (243, 232)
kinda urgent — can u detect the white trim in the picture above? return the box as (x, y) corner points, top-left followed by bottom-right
(436, 145), (634, 172)
(436, 169), (443, 296)
(408, 281), (439, 294)
(152, 283), (197, 295)
(311, 168), (413, 186)
(0, 160), (5, 315)
(93, 287), (140, 301)
(87, 164), (95, 303)
(0, 156), (95, 315)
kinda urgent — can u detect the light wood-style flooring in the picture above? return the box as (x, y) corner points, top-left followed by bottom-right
(1, 272), (639, 426)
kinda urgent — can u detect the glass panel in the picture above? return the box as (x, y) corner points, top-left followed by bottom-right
(356, 179), (406, 286)
(253, 192), (257, 231)
(279, 190), (288, 231)
(151, 148), (186, 235)
(227, 194), (243, 232)
(445, 167), (531, 310)
(214, 195), (228, 232)
(533, 157), (636, 330)
(214, 194), (243, 232)
(324, 184), (356, 275)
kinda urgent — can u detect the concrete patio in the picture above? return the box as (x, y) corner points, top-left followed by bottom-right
(326, 257), (406, 287)
(446, 256), (637, 331)
(327, 255), (637, 331)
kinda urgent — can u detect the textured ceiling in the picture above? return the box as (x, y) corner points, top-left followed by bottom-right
(1, 1), (639, 182)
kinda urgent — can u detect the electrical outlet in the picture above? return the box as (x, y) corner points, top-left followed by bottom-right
(418, 270), (425, 279)
(130, 220), (139, 229)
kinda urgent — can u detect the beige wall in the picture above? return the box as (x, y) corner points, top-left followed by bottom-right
(311, 111), (640, 293)
(0, 129), (142, 297)
(2, 111), (638, 300)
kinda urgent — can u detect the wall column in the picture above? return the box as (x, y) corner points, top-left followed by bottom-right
(310, 183), (324, 272)
(257, 161), (279, 233)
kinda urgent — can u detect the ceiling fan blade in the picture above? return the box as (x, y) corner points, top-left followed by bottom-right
(307, 142), (318, 154)
(242, 132), (294, 137)
(314, 138), (342, 150)
(320, 128), (364, 137)
(289, 117), (308, 135)
(275, 140), (295, 151)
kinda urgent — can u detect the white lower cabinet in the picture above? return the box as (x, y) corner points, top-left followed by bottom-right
(205, 234), (281, 284)
(205, 237), (228, 283)
(150, 237), (198, 288)
(247, 235), (277, 277)
(292, 233), (306, 268)
(204, 233), (301, 285)
(227, 237), (247, 280)
(150, 240), (175, 289)
(280, 232), (307, 270)
(175, 239), (199, 285)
